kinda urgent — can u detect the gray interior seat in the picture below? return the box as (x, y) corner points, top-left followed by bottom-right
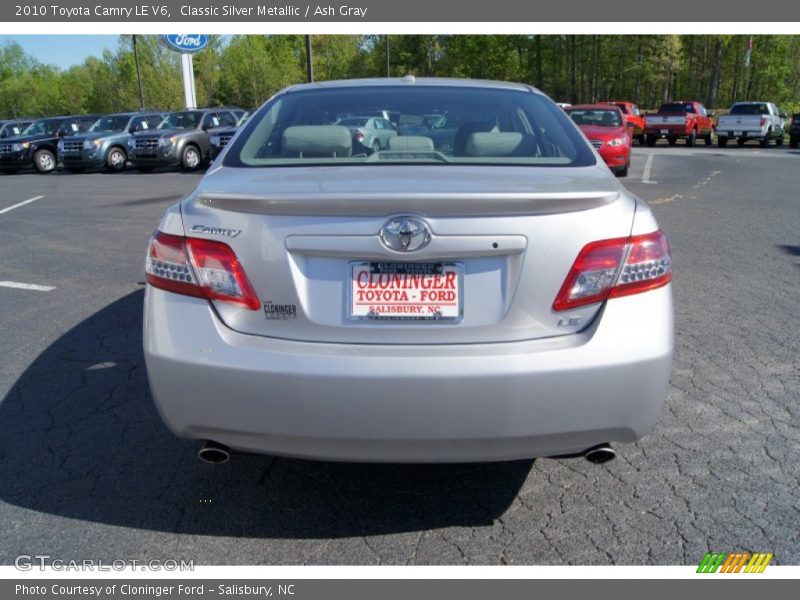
(282, 125), (352, 157)
(465, 132), (537, 157)
(387, 136), (435, 152)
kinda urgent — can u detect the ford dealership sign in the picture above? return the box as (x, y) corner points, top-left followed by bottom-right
(160, 35), (208, 53)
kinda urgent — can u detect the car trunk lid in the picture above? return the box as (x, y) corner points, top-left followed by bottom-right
(181, 165), (636, 344)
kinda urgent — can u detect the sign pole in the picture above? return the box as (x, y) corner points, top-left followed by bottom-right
(181, 52), (197, 109)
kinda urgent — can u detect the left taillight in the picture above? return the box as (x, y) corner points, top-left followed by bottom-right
(145, 231), (260, 310)
(553, 229), (672, 312)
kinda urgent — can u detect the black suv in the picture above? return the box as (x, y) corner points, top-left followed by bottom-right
(209, 110), (253, 160)
(0, 115), (101, 174)
(0, 119), (33, 139)
(789, 113), (800, 148)
(128, 108), (242, 172)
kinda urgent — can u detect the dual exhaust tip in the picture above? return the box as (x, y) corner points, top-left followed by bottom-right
(198, 440), (616, 465)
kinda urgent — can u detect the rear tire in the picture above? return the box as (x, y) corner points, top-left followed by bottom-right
(34, 149), (56, 173)
(685, 129), (697, 147)
(371, 139), (381, 154)
(775, 135), (784, 146)
(615, 162), (629, 178)
(637, 134), (646, 146)
(106, 147), (127, 172)
(717, 136), (728, 147)
(760, 130), (770, 148)
(704, 131), (713, 145)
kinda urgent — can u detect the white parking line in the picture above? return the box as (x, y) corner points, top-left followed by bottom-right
(642, 154), (657, 184)
(0, 195), (45, 215)
(0, 281), (56, 292)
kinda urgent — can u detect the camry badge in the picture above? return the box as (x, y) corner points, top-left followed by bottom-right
(190, 224), (241, 238)
(379, 217), (431, 252)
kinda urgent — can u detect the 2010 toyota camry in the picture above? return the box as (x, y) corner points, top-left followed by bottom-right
(143, 77), (673, 465)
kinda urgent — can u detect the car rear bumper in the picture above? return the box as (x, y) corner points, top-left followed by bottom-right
(645, 126), (691, 138)
(144, 285), (673, 463)
(717, 130), (768, 139)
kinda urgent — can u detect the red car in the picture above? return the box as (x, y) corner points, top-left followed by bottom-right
(644, 101), (715, 147)
(564, 104), (632, 177)
(601, 101), (646, 144)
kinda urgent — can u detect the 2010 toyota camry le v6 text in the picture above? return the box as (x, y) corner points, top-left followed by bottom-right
(143, 77), (673, 465)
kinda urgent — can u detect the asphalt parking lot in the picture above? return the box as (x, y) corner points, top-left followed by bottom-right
(0, 145), (798, 566)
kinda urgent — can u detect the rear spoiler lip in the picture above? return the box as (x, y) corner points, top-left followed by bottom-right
(195, 190), (621, 217)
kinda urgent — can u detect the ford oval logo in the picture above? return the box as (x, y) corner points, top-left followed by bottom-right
(161, 34), (208, 54)
(379, 217), (431, 253)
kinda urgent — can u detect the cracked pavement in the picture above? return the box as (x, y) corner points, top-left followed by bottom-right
(0, 147), (798, 565)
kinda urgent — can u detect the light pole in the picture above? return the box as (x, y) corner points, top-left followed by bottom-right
(385, 35), (390, 77)
(132, 35), (145, 110)
(305, 35), (314, 83)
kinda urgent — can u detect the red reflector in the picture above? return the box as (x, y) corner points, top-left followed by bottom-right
(553, 230), (672, 312)
(146, 231), (260, 310)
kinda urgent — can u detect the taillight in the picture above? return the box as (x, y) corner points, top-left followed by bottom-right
(553, 230), (671, 312)
(146, 231), (260, 310)
(760, 116), (766, 127)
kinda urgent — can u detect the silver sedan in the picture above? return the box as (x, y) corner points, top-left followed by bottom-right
(144, 77), (673, 464)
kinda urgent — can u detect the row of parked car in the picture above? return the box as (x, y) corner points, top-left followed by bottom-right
(565, 99), (800, 148)
(0, 107), (250, 174)
(2, 98), (799, 176)
(556, 99), (800, 177)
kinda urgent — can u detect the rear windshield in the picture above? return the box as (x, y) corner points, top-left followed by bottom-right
(729, 103), (769, 115)
(158, 111), (201, 130)
(337, 117), (370, 127)
(658, 103), (695, 115)
(565, 108), (622, 127)
(225, 85), (595, 168)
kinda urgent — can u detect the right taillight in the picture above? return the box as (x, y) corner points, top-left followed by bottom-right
(145, 230), (260, 310)
(553, 230), (672, 312)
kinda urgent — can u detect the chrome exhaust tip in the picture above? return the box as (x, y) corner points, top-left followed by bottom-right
(198, 440), (230, 465)
(583, 444), (616, 464)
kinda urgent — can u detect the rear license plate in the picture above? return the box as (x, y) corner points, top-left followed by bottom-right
(660, 129), (669, 134)
(733, 131), (743, 136)
(349, 262), (462, 321)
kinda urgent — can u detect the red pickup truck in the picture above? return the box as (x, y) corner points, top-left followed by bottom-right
(601, 101), (646, 145)
(644, 101), (715, 147)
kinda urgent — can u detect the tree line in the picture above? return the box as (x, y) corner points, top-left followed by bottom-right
(2, 35), (800, 119)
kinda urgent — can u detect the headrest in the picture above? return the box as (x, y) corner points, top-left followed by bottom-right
(282, 125), (352, 157)
(464, 132), (535, 157)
